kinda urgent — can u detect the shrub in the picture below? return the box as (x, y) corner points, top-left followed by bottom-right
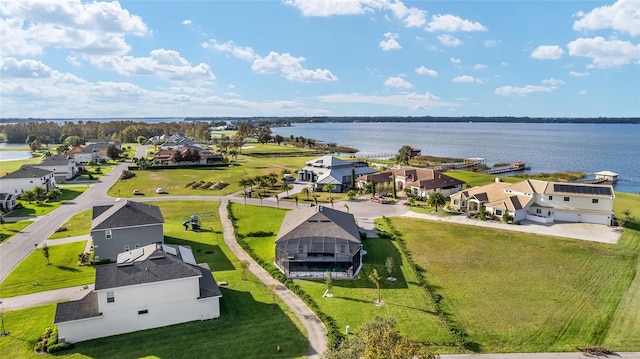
(48, 342), (75, 353)
(55, 226), (68, 233)
(184, 181), (196, 188)
(246, 231), (274, 237)
(120, 170), (135, 180)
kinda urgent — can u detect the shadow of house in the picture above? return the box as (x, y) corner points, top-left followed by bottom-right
(275, 205), (363, 279)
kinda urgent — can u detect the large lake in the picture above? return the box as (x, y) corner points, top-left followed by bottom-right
(273, 122), (640, 194)
(0, 143), (32, 162)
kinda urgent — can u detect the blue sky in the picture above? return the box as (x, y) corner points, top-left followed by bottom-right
(1, 0), (638, 118)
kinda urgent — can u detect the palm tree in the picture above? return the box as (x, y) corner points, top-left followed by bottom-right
(20, 190), (37, 204)
(33, 186), (45, 199)
(395, 145), (412, 165)
(368, 268), (382, 304)
(323, 183), (334, 199)
(427, 191), (446, 212)
(42, 151), (52, 159)
(229, 148), (238, 163)
(329, 197), (334, 208)
(301, 187), (311, 201)
(46, 188), (62, 201)
(280, 182), (292, 197)
(343, 204), (349, 213)
(294, 195), (299, 208)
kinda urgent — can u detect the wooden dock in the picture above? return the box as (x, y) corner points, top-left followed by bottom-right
(483, 162), (531, 175)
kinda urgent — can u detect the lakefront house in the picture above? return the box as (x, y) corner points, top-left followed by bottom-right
(356, 167), (465, 198)
(54, 243), (222, 343)
(450, 179), (615, 225)
(297, 155), (376, 192)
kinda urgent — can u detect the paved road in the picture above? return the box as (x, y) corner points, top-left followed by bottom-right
(1, 284), (95, 311)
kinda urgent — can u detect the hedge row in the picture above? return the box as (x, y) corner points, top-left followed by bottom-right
(380, 216), (472, 352)
(227, 202), (344, 348)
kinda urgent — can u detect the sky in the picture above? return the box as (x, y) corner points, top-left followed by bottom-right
(1, 0), (639, 119)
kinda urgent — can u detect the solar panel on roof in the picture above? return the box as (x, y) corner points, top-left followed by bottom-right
(178, 245), (197, 266)
(162, 244), (177, 256)
(553, 184), (611, 196)
(129, 247), (144, 261)
(116, 247), (144, 266)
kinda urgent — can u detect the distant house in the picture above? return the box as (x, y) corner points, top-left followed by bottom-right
(32, 154), (77, 182)
(409, 147), (422, 157)
(275, 206), (363, 279)
(0, 165), (56, 196)
(0, 193), (17, 212)
(54, 243), (222, 343)
(356, 167), (465, 197)
(68, 142), (118, 164)
(594, 171), (619, 183)
(298, 155), (376, 192)
(91, 201), (165, 262)
(152, 148), (223, 165)
(450, 179), (615, 225)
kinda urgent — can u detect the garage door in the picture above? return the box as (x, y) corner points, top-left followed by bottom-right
(554, 210), (579, 222)
(581, 212), (610, 225)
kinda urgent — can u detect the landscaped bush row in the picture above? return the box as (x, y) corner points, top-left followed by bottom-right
(184, 181), (229, 190)
(34, 327), (74, 353)
(379, 216), (472, 351)
(227, 202), (344, 348)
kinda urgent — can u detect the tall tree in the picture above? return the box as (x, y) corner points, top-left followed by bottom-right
(301, 187), (311, 201)
(427, 191), (446, 212)
(280, 182), (292, 197)
(395, 145), (412, 165)
(106, 144), (121, 160)
(323, 183), (334, 199)
(20, 189), (37, 204)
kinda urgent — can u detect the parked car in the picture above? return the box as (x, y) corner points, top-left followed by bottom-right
(371, 195), (389, 204)
(156, 188), (164, 194)
(133, 189), (140, 195)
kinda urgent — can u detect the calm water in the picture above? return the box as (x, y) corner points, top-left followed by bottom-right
(273, 122), (640, 194)
(0, 143), (32, 162)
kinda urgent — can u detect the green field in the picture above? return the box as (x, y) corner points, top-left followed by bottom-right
(446, 170), (520, 187)
(230, 204), (455, 352)
(6, 186), (89, 218)
(0, 220), (32, 244)
(0, 241), (94, 297)
(48, 209), (92, 239)
(0, 153), (43, 175)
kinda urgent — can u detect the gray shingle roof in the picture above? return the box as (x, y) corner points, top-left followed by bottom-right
(54, 291), (101, 324)
(38, 154), (71, 166)
(276, 206), (360, 244)
(198, 263), (223, 299)
(91, 200), (164, 230)
(0, 165), (53, 179)
(94, 243), (202, 290)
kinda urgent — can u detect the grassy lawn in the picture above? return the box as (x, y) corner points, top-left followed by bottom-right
(387, 216), (639, 353)
(6, 186), (88, 218)
(48, 209), (92, 239)
(0, 220), (32, 244)
(240, 143), (319, 155)
(0, 201), (308, 358)
(230, 204), (455, 352)
(446, 170), (520, 187)
(0, 241), (94, 297)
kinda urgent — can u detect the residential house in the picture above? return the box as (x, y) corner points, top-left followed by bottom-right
(54, 243), (222, 343)
(0, 193), (17, 212)
(450, 179), (615, 225)
(91, 200), (165, 262)
(152, 148), (223, 165)
(275, 205), (363, 279)
(33, 154), (77, 182)
(0, 165), (56, 196)
(297, 155), (376, 192)
(356, 167), (465, 197)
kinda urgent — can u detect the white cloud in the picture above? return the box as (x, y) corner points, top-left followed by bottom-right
(415, 66), (438, 77)
(88, 49), (215, 83)
(283, 0), (427, 27)
(437, 34), (462, 47)
(379, 32), (402, 51)
(384, 76), (413, 89)
(569, 71), (590, 77)
(578, 90), (588, 95)
(204, 38), (337, 82)
(484, 39), (498, 47)
(426, 14), (487, 32)
(452, 75), (483, 84)
(495, 78), (564, 97)
(0, 0), (148, 56)
(474, 64), (487, 70)
(450, 57), (461, 64)
(316, 91), (455, 110)
(573, 0), (640, 36)
(567, 36), (640, 68)
(182, 19), (192, 25)
(531, 45), (565, 59)
(0, 57), (52, 78)
(251, 51), (338, 83)
(66, 55), (82, 67)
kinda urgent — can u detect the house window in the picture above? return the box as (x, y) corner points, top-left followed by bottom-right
(592, 199), (599, 204)
(461, 201), (466, 207)
(563, 197), (570, 202)
(536, 209), (542, 214)
(107, 291), (115, 303)
(138, 309), (148, 315)
(548, 196), (553, 200)
(495, 209), (502, 216)
(124, 245), (130, 251)
(105, 230), (112, 239)
(453, 199), (459, 205)
(134, 244), (140, 249)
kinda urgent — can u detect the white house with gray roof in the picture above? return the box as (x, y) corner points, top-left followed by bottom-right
(54, 243), (222, 343)
(298, 155), (376, 192)
(33, 154), (77, 182)
(275, 205), (363, 279)
(91, 201), (165, 262)
(0, 165), (56, 196)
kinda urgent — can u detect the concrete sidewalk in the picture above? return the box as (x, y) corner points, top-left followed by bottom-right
(218, 200), (327, 359)
(0, 284), (95, 311)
